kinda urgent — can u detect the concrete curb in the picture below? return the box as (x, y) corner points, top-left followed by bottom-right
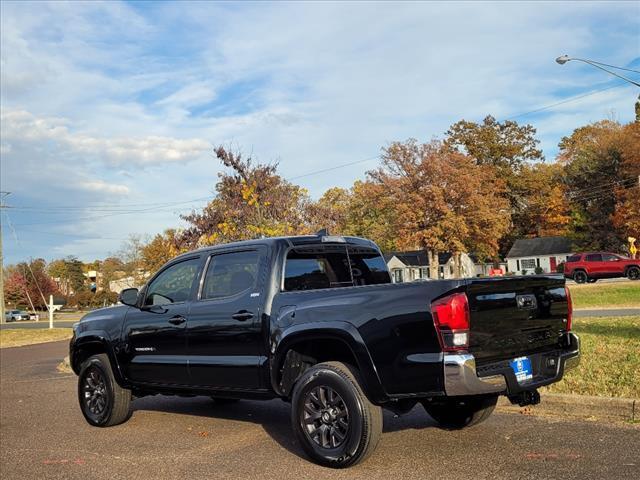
(497, 393), (637, 422)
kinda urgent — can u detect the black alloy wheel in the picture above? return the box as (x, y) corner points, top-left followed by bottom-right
(628, 266), (640, 280)
(77, 354), (132, 427)
(573, 271), (588, 284)
(302, 386), (350, 449)
(82, 367), (109, 419)
(291, 362), (382, 468)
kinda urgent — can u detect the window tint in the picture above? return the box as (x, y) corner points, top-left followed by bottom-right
(585, 254), (602, 262)
(602, 254), (620, 262)
(348, 247), (391, 286)
(145, 258), (200, 306)
(567, 255), (581, 263)
(201, 250), (261, 300)
(284, 246), (352, 291)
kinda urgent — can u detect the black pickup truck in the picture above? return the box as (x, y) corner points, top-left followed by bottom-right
(70, 234), (579, 468)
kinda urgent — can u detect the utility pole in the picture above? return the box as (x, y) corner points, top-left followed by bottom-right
(0, 191), (10, 324)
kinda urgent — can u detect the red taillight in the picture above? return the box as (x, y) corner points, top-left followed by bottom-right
(431, 292), (470, 351)
(565, 286), (573, 331)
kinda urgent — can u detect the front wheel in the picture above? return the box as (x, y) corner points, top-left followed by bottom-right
(627, 266), (640, 280)
(291, 362), (383, 468)
(422, 395), (498, 430)
(78, 354), (132, 427)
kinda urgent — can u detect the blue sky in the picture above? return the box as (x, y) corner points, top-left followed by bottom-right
(1, 1), (639, 264)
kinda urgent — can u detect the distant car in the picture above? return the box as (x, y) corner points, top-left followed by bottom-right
(4, 310), (31, 322)
(564, 252), (640, 283)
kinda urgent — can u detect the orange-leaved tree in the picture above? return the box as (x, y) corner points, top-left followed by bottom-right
(181, 146), (310, 247)
(369, 139), (510, 277)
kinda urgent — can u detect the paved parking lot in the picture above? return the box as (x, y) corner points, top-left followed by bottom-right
(1, 341), (638, 480)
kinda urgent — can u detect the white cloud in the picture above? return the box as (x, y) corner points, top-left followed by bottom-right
(1, 0), (638, 263)
(80, 180), (130, 196)
(1, 109), (210, 166)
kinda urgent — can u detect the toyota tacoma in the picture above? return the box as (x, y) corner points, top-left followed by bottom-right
(70, 233), (579, 468)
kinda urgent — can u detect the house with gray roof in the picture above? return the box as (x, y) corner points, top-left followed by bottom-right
(383, 250), (476, 281)
(506, 236), (573, 274)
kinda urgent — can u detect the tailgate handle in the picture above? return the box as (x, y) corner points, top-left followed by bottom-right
(516, 294), (537, 309)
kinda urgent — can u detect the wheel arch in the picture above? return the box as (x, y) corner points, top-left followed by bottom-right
(71, 333), (126, 386)
(271, 322), (387, 404)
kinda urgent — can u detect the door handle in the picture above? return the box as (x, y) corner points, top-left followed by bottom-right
(168, 315), (186, 325)
(231, 311), (254, 322)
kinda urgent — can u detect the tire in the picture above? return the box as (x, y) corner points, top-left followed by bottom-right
(210, 396), (241, 405)
(78, 354), (132, 427)
(573, 271), (588, 284)
(422, 395), (498, 430)
(627, 266), (640, 281)
(587, 278), (598, 283)
(291, 361), (383, 468)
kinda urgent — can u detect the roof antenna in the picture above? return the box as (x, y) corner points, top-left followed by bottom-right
(316, 228), (329, 236)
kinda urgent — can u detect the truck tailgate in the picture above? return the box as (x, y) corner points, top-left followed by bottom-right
(465, 275), (570, 365)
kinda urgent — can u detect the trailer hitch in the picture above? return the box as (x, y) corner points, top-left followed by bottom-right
(508, 389), (540, 407)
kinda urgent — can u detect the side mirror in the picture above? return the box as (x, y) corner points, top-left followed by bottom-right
(119, 288), (140, 307)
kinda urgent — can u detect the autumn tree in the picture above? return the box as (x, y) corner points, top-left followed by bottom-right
(140, 229), (187, 273)
(305, 183), (399, 251)
(181, 146), (311, 247)
(558, 119), (636, 251)
(306, 187), (351, 235)
(515, 163), (571, 237)
(445, 115), (544, 253)
(342, 181), (398, 252)
(611, 121), (640, 247)
(4, 259), (59, 309)
(370, 139), (510, 277)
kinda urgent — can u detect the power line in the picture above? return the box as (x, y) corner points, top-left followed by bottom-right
(286, 155), (380, 181)
(506, 82), (628, 121)
(585, 60), (640, 75)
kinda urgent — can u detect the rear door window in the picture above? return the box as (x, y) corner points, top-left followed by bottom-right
(201, 250), (262, 300)
(284, 246), (352, 291)
(348, 246), (392, 285)
(585, 254), (603, 262)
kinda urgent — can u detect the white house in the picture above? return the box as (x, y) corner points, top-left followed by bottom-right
(384, 251), (476, 281)
(506, 237), (573, 275)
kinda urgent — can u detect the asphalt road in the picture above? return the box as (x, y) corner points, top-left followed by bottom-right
(1, 341), (638, 480)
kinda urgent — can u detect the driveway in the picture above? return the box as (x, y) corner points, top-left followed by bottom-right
(1, 341), (638, 479)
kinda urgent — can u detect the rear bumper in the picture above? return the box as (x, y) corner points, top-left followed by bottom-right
(443, 333), (580, 396)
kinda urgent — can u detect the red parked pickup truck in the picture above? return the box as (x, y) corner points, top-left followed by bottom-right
(564, 252), (640, 283)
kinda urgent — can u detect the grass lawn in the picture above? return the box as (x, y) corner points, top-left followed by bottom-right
(542, 316), (640, 398)
(0, 328), (73, 349)
(568, 281), (640, 309)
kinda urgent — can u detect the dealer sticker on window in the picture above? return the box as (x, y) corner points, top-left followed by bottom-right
(510, 356), (533, 383)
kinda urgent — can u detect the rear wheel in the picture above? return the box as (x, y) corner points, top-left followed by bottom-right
(422, 395), (498, 430)
(573, 271), (588, 284)
(78, 354), (132, 427)
(291, 362), (382, 468)
(627, 266), (640, 280)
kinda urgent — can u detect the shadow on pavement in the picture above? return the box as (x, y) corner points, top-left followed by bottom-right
(131, 395), (438, 460)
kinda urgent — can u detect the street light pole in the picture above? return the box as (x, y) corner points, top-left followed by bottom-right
(555, 55), (640, 87)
